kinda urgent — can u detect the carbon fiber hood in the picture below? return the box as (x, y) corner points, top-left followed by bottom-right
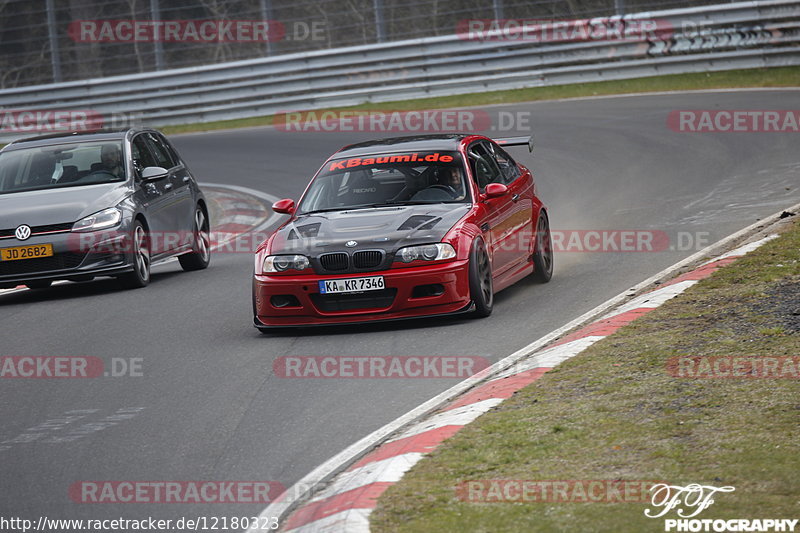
(270, 203), (470, 260)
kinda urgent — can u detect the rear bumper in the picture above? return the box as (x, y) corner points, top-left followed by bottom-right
(253, 259), (473, 327)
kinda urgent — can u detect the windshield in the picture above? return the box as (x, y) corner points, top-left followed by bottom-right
(0, 141), (126, 194)
(298, 151), (469, 214)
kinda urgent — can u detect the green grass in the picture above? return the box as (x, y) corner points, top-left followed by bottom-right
(160, 66), (800, 135)
(370, 218), (800, 533)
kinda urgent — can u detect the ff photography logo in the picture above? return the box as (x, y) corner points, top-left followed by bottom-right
(646, 483), (798, 532)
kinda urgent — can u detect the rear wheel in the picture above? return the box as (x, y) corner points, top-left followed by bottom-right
(179, 206), (211, 272)
(531, 211), (553, 283)
(25, 280), (52, 289)
(468, 239), (493, 318)
(119, 221), (150, 289)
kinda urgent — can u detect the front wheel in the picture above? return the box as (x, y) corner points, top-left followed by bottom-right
(178, 206), (211, 272)
(468, 239), (493, 318)
(118, 221), (151, 289)
(531, 211), (553, 283)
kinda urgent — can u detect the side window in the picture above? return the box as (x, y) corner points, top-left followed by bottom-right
(145, 133), (177, 169)
(467, 142), (502, 191)
(155, 133), (182, 167)
(491, 144), (521, 184)
(131, 135), (158, 176)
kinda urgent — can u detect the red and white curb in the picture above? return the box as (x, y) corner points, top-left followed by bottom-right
(254, 206), (798, 533)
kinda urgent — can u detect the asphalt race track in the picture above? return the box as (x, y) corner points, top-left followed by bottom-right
(1, 90), (798, 525)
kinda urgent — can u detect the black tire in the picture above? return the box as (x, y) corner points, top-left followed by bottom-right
(468, 238), (493, 318)
(118, 220), (150, 289)
(178, 205), (211, 272)
(531, 211), (553, 283)
(25, 280), (52, 289)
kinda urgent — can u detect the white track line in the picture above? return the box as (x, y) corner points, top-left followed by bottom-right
(386, 399), (503, 444)
(308, 453), (425, 503)
(495, 335), (606, 380)
(284, 509), (371, 533)
(599, 280), (698, 319)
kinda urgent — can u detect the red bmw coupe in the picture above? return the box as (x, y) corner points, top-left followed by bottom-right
(253, 134), (552, 330)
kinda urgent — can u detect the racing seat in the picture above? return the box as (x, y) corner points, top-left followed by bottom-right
(346, 172), (385, 205)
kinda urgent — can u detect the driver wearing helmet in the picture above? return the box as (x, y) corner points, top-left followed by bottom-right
(100, 144), (123, 178)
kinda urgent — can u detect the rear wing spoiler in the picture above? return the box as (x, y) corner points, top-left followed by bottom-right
(494, 136), (534, 154)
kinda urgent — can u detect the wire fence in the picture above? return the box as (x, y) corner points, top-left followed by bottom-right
(0, 0), (736, 89)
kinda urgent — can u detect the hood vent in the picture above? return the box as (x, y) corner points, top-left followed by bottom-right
(288, 223), (321, 240)
(397, 215), (440, 231)
(297, 223), (321, 238)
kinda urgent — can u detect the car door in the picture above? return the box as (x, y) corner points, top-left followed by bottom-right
(146, 133), (194, 244)
(130, 134), (175, 257)
(467, 141), (517, 276)
(142, 133), (193, 253)
(488, 141), (535, 270)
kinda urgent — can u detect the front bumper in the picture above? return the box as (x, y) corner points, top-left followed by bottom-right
(0, 230), (132, 287)
(253, 259), (472, 327)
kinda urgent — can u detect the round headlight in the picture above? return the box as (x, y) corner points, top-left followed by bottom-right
(400, 248), (418, 263)
(295, 256), (309, 270)
(274, 256), (293, 271)
(421, 245), (439, 261)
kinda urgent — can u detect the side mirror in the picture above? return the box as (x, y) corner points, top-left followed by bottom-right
(484, 183), (508, 199)
(272, 198), (295, 215)
(141, 166), (169, 181)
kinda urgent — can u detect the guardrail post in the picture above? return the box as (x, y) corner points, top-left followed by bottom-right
(374, 0), (387, 43)
(150, 0), (164, 70)
(614, 0), (626, 15)
(493, 0), (505, 20)
(45, 0), (62, 83)
(260, 0), (274, 56)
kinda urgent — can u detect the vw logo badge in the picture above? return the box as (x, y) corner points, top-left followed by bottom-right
(345, 240), (357, 248)
(15, 225), (31, 241)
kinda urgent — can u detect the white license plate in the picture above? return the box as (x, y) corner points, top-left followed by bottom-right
(319, 276), (385, 294)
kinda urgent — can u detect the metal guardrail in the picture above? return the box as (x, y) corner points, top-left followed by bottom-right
(0, 0), (798, 135)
